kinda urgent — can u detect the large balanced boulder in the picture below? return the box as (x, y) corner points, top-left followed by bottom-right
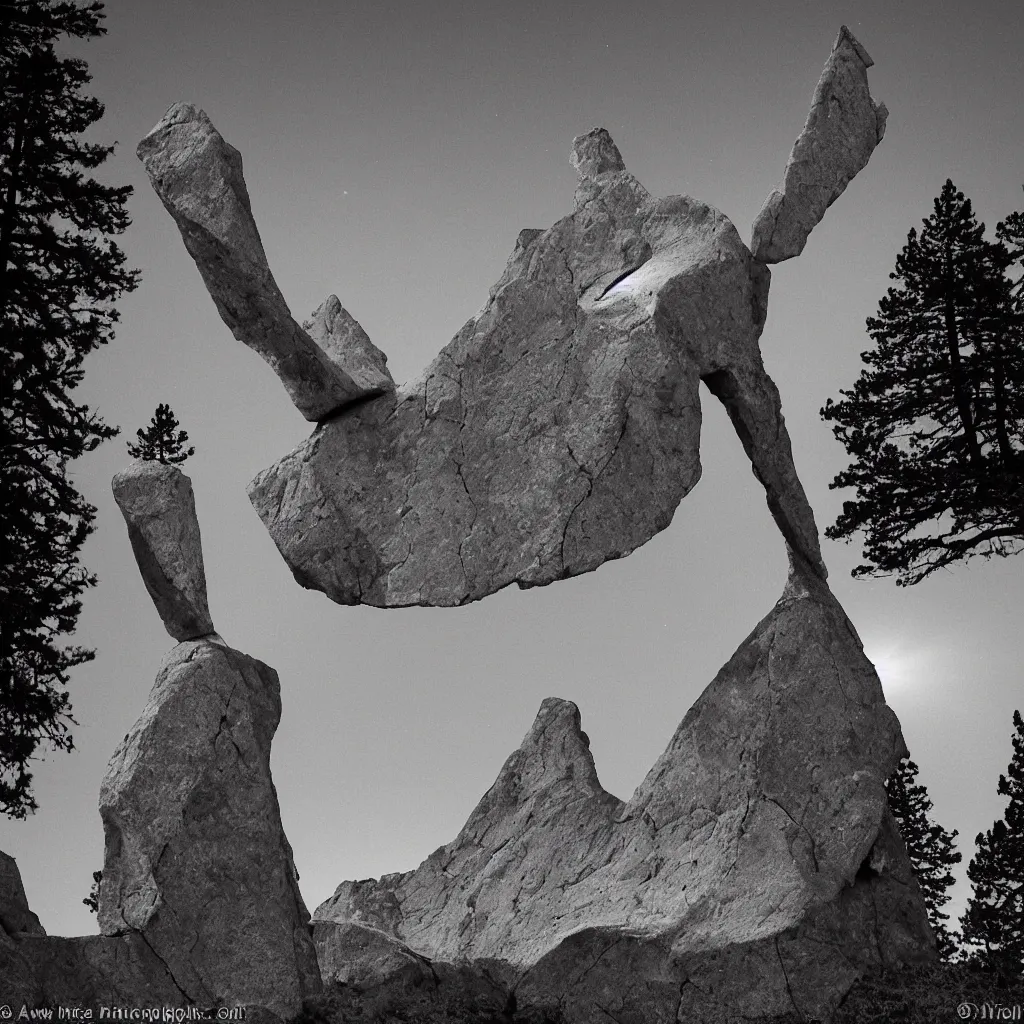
(137, 103), (391, 421)
(97, 638), (322, 1017)
(112, 460), (214, 641)
(246, 126), (826, 607)
(314, 556), (934, 1022)
(142, 28), (887, 609)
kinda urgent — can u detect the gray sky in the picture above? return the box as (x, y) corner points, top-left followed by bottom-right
(3, 0), (1023, 942)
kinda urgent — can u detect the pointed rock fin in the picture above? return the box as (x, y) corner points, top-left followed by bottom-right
(750, 26), (887, 263)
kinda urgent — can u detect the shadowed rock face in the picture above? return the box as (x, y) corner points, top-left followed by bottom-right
(0, 852), (186, 1008)
(314, 559), (934, 1022)
(0, 851), (45, 940)
(751, 26), (888, 263)
(98, 640), (322, 1017)
(139, 27), (887, 610)
(112, 460), (214, 641)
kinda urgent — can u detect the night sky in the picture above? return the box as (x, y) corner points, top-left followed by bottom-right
(4, 0), (1023, 941)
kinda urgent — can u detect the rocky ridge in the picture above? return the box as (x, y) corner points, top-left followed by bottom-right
(313, 556), (934, 1021)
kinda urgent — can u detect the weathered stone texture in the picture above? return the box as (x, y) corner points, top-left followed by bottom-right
(137, 103), (388, 421)
(112, 460), (214, 641)
(249, 143), (825, 607)
(313, 920), (434, 990)
(751, 25), (888, 263)
(0, 853), (185, 1007)
(314, 559), (934, 1021)
(98, 639), (321, 1017)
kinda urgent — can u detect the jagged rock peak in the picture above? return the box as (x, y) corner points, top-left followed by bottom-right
(570, 127), (626, 180)
(314, 558), (934, 1020)
(464, 697), (613, 824)
(0, 851), (46, 939)
(750, 24), (888, 263)
(112, 460), (214, 642)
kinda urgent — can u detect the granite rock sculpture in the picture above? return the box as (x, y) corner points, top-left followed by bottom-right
(137, 103), (392, 421)
(314, 556), (935, 1022)
(246, 131), (826, 607)
(112, 460), (214, 641)
(99, 463), (322, 1015)
(751, 26), (888, 263)
(140, 27), (885, 609)
(126, 24), (926, 1022)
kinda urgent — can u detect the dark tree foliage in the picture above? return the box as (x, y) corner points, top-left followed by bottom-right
(886, 757), (962, 959)
(82, 867), (101, 913)
(1, 0), (139, 818)
(960, 710), (1024, 979)
(126, 403), (195, 464)
(822, 180), (1024, 586)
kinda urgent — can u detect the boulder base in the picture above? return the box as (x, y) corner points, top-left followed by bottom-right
(314, 561), (935, 1022)
(98, 639), (321, 1017)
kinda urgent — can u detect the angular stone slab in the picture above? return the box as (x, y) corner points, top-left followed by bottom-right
(112, 460), (214, 641)
(314, 559), (934, 1021)
(98, 639), (322, 1017)
(751, 26), (888, 263)
(137, 103), (389, 421)
(302, 293), (394, 394)
(248, 130), (826, 607)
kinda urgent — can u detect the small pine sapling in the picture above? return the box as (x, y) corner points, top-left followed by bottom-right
(127, 403), (196, 465)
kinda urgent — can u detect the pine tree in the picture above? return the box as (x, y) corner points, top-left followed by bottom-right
(960, 710), (1024, 978)
(126, 403), (195, 465)
(822, 180), (1024, 586)
(886, 757), (963, 959)
(1, 0), (139, 818)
